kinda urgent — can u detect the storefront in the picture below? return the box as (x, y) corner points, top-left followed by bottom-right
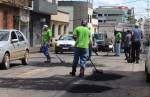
(29, 12), (50, 47)
(0, 5), (19, 29)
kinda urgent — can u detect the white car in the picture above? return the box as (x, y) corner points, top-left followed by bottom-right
(0, 29), (29, 69)
(55, 34), (75, 54)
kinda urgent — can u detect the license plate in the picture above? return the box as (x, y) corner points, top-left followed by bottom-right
(63, 47), (69, 49)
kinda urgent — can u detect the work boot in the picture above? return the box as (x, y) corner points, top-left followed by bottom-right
(44, 55), (51, 63)
(44, 59), (51, 63)
(70, 66), (76, 76)
(136, 60), (139, 64)
(79, 68), (84, 78)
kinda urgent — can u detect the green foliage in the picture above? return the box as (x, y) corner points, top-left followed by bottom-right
(127, 16), (137, 24)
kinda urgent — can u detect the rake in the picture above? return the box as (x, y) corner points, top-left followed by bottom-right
(89, 58), (103, 74)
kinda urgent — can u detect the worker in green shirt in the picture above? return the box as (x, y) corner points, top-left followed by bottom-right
(70, 20), (91, 77)
(114, 31), (122, 56)
(41, 25), (52, 63)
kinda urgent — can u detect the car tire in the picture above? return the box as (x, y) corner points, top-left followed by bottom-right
(145, 66), (150, 82)
(2, 53), (10, 70)
(21, 50), (29, 65)
(55, 50), (58, 54)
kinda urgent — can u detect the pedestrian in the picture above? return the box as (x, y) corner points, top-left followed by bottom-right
(92, 33), (99, 56)
(105, 35), (113, 51)
(88, 32), (98, 61)
(131, 24), (143, 63)
(114, 31), (122, 56)
(70, 20), (91, 77)
(124, 30), (132, 60)
(41, 25), (52, 63)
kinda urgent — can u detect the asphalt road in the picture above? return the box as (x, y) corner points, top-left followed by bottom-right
(0, 52), (149, 97)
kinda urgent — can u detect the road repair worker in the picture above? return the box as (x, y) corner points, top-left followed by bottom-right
(41, 25), (52, 63)
(114, 31), (122, 56)
(70, 20), (91, 77)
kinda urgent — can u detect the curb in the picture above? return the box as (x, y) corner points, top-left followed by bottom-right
(29, 47), (54, 53)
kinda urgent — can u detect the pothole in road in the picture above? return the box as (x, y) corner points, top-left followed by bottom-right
(85, 73), (125, 81)
(67, 84), (113, 93)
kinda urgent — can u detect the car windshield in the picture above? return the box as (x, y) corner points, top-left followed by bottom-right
(59, 35), (74, 40)
(0, 31), (9, 41)
(94, 33), (104, 40)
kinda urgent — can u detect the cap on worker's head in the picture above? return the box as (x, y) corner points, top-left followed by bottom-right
(135, 23), (139, 28)
(43, 25), (48, 28)
(81, 19), (88, 26)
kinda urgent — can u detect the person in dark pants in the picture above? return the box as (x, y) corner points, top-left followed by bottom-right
(70, 20), (91, 77)
(131, 24), (143, 63)
(124, 30), (132, 60)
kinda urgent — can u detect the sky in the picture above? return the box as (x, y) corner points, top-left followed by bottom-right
(93, 0), (148, 19)
(58, 0), (148, 19)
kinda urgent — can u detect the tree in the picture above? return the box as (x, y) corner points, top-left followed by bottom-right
(127, 16), (137, 24)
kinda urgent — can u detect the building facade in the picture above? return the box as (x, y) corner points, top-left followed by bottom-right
(95, 6), (131, 24)
(95, 6), (134, 37)
(0, 0), (58, 47)
(51, 10), (70, 40)
(58, 1), (93, 33)
(29, 0), (57, 47)
(0, 0), (32, 29)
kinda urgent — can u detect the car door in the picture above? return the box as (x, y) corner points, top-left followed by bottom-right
(10, 31), (19, 60)
(16, 31), (27, 58)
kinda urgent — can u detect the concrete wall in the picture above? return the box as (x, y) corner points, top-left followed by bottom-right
(99, 23), (115, 37)
(51, 10), (70, 39)
(73, 2), (88, 28)
(92, 18), (98, 33)
(51, 11), (69, 23)
(34, 0), (57, 15)
(58, 6), (74, 33)
(58, 1), (93, 32)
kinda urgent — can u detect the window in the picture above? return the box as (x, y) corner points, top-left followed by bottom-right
(11, 31), (17, 40)
(16, 31), (25, 41)
(98, 20), (103, 22)
(98, 14), (102, 16)
(0, 31), (9, 41)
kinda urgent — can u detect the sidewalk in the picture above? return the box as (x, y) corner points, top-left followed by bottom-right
(29, 46), (54, 53)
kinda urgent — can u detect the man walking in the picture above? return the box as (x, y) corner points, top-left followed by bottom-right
(124, 30), (132, 60)
(41, 25), (52, 63)
(114, 31), (122, 56)
(70, 20), (91, 77)
(131, 24), (143, 63)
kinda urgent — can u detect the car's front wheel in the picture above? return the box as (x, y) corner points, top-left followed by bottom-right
(1, 53), (10, 70)
(21, 50), (29, 65)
